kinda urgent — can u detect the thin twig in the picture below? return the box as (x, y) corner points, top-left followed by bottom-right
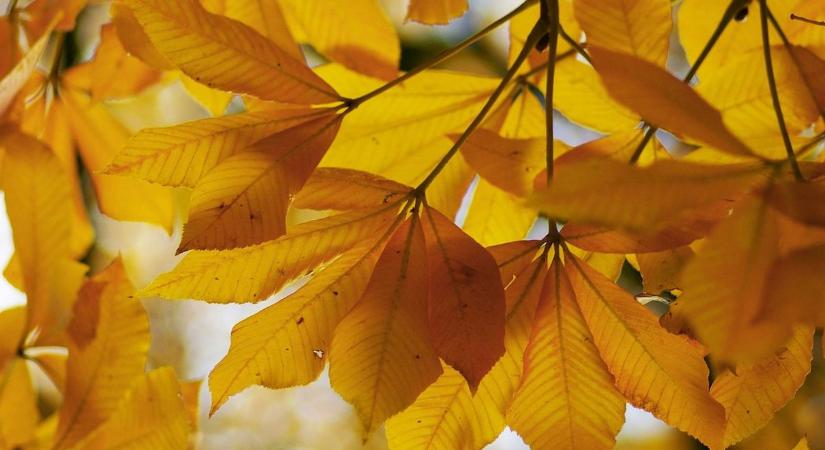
(415, 20), (547, 192)
(759, 0), (804, 181)
(544, 0), (560, 184)
(346, 0), (538, 108)
(559, 24), (590, 64)
(790, 13), (825, 27)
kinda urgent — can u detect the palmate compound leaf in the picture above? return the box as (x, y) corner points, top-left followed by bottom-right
(508, 257), (626, 450)
(529, 155), (768, 233)
(117, 0), (340, 104)
(385, 241), (545, 450)
(104, 107), (332, 188)
(423, 206), (506, 391)
(0, 127), (87, 345)
(179, 112), (343, 251)
(53, 259), (150, 450)
(406, 0), (468, 25)
(564, 249), (726, 448)
(70, 367), (191, 450)
(574, 0), (672, 67)
(329, 215), (443, 433)
(589, 46), (754, 156)
(141, 203), (401, 302)
(711, 326), (814, 448)
(278, 0), (400, 80)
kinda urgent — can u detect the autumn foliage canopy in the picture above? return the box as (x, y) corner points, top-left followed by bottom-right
(1, 0), (825, 449)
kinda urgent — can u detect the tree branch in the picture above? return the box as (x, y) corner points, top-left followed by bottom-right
(415, 20), (547, 192)
(759, 0), (803, 181)
(346, 0), (538, 108)
(628, 0), (748, 163)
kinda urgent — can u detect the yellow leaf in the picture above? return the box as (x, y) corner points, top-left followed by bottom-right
(178, 72), (235, 117)
(698, 48), (820, 159)
(457, 129), (547, 197)
(0, 23), (51, 117)
(141, 205), (400, 302)
(677, 197), (790, 364)
(423, 206), (506, 390)
(294, 168), (412, 211)
(552, 58), (640, 133)
(110, 2), (174, 70)
(318, 65), (498, 178)
(711, 326), (814, 448)
(0, 308), (25, 368)
(637, 246), (694, 293)
(463, 179), (536, 246)
(329, 217), (442, 432)
(105, 107), (329, 188)
(508, 259), (625, 450)
(208, 239), (390, 411)
(279, 0), (399, 80)
(792, 437), (811, 450)
(590, 46), (753, 156)
(0, 127), (87, 343)
(761, 243), (825, 328)
(561, 223), (704, 254)
(90, 24), (160, 101)
(60, 89), (176, 233)
(179, 113), (341, 251)
(406, 0), (467, 25)
(787, 1), (825, 59)
(71, 367), (190, 450)
(574, 0), (672, 66)
(565, 251), (725, 447)
(0, 358), (39, 448)
(530, 156), (766, 232)
(201, 0), (302, 60)
(119, 0), (340, 104)
(54, 260), (151, 450)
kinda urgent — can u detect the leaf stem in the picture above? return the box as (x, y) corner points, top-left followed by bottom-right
(627, 0), (747, 163)
(346, 0), (537, 109)
(543, 0), (559, 184)
(758, 0), (804, 181)
(558, 25), (590, 64)
(790, 13), (825, 27)
(414, 20), (546, 192)
(766, 8), (825, 123)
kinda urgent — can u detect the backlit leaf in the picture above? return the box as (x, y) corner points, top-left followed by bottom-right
(119, 0), (340, 104)
(329, 216), (442, 432)
(508, 259), (625, 450)
(53, 260), (150, 450)
(590, 46), (753, 156)
(423, 206), (506, 390)
(711, 327), (814, 448)
(566, 251), (725, 447)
